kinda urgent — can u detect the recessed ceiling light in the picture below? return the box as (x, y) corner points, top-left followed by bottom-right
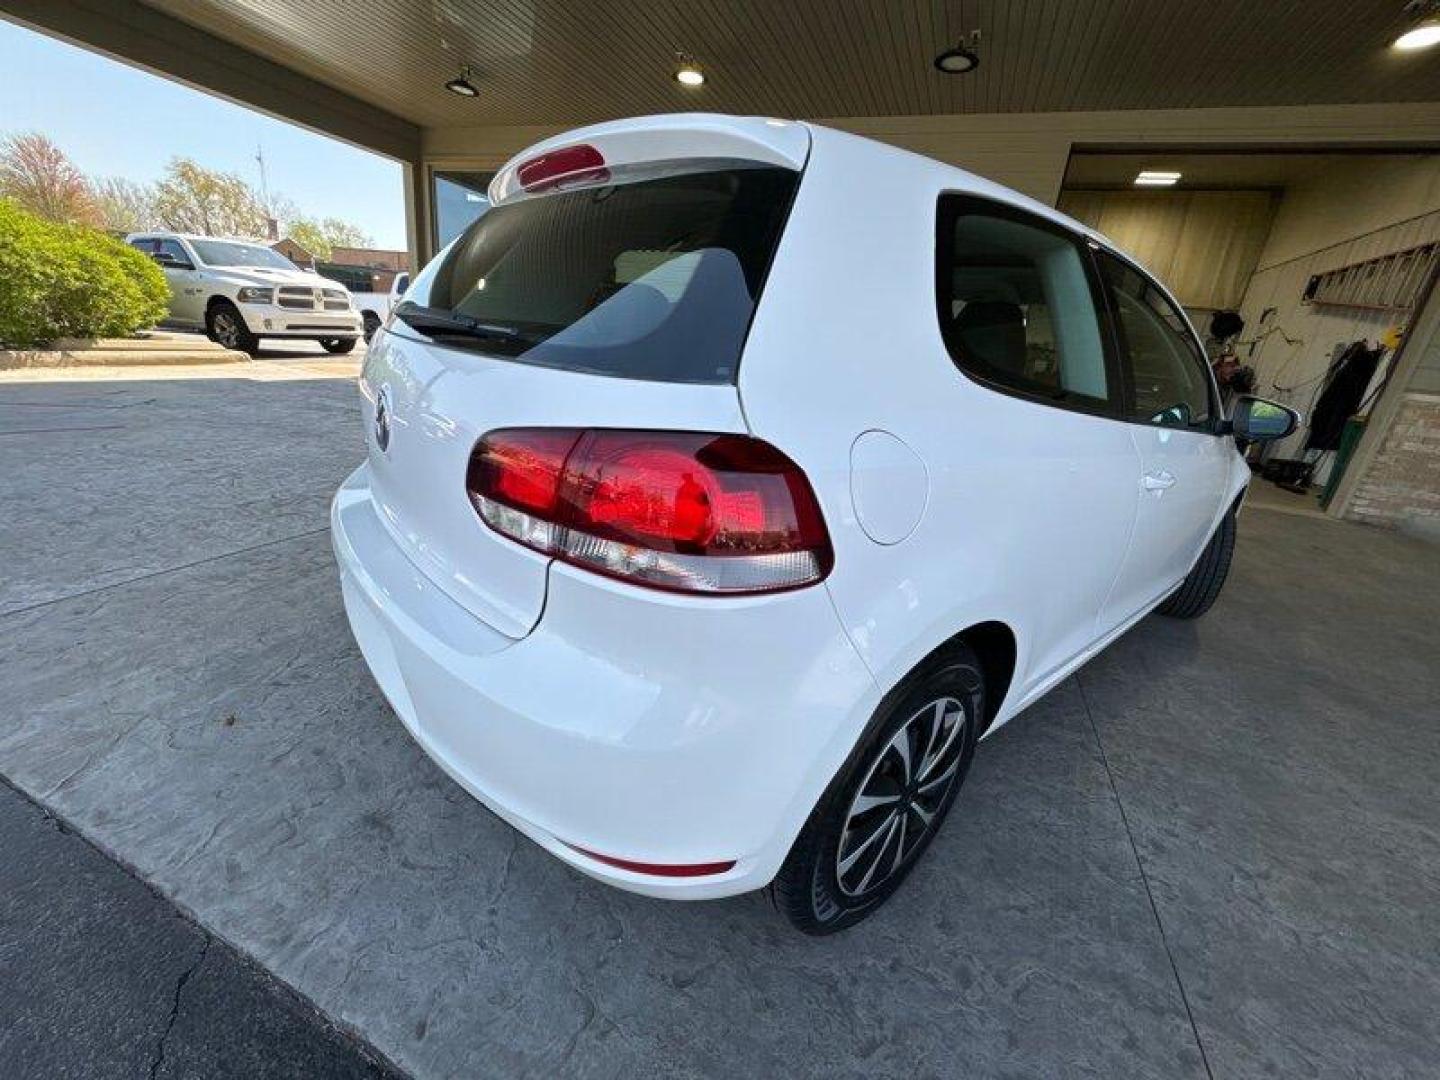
(934, 32), (982, 74)
(445, 66), (479, 97)
(1394, 19), (1440, 49)
(675, 58), (705, 87)
(1135, 170), (1182, 186)
(1395, 1), (1440, 48)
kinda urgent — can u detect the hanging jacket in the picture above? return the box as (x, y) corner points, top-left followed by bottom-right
(1306, 341), (1382, 452)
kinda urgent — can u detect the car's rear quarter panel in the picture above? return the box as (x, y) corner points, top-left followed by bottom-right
(739, 126), (1138, 732)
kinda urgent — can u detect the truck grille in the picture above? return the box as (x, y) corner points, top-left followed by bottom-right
(277, 286), (318, 310)
(322, 288), (350, 311)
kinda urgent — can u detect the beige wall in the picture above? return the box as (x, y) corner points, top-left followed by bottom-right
(1233, 156), (1440, 468)
(1253, 155), (1440, 270)
(1057, 189), (1277, 310)
(1412, 293), (1440, 397)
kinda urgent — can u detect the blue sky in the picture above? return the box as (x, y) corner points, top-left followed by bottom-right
(0, 19), (407, 249)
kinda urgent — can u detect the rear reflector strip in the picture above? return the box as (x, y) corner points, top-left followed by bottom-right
(565, 843), (736, 878)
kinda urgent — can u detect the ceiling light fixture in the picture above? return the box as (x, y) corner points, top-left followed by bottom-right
(445, 65), (479, 97)
(1135, 170), (1182, 187)
(934, 31), (981, 74)
(1395, 18), (1440, 49)
(1395, 0), (1440, 48)
(675, 54), (705, 87)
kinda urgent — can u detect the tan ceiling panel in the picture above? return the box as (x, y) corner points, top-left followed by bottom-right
(138, 0), (1440, 128)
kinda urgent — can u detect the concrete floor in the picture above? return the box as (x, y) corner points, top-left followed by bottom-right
(2, 366), (1438, 1078)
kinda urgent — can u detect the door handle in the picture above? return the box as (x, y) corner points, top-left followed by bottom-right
(1141, 470), (1177, 492)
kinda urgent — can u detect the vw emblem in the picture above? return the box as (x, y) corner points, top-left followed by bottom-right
(373, 385), (392, 452)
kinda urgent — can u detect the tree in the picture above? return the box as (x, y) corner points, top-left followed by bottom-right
(93, 176), (157, 234)
(0, 132), (99, 226)
(152, 158), (268, 237)
(284, 215), (374, 261)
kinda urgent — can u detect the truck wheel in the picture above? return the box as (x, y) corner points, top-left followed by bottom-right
(206, 301), (258, 355)
(362, 312), (381, 343)
(319, 337), (357, 355)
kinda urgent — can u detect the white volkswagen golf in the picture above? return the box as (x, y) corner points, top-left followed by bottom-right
(333, 114), (1297, 933)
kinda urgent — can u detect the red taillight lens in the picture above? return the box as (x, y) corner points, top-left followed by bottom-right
(468, 429), (833, 595)
(515, 144), (609, 193)
(469, 428), (578, 515)
(467, 428), (582, 553)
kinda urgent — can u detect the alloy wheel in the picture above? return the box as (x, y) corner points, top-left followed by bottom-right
(213, 310), (240, 348)
(835, 696), (967, 898)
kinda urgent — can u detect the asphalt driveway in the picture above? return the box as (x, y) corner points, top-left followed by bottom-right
(2, 364), (1437, 1078)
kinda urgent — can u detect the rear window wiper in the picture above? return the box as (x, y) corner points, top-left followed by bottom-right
(394, 304), (533, 345)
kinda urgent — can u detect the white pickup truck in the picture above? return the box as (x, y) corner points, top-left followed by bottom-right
(126, 232), (364, 355)
(352, 272), (410, 343)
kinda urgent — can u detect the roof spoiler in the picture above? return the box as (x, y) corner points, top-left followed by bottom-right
(489, 113), (810, 205)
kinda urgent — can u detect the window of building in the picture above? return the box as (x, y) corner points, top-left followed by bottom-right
(433, 171), (495, 249)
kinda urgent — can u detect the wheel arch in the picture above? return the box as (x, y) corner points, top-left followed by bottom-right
(878, 619), (1017, 737)
(205, 294), (250, 328)
(956, 620), (1016, 733)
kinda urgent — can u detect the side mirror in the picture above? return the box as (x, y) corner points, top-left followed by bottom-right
(1227, 396), (1300, 442)
(151, 253), (193, 271)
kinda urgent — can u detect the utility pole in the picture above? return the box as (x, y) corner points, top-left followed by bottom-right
(255, 142), (279, 240)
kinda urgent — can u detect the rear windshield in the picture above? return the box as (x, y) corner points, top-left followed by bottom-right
(392, 164), (798, 384)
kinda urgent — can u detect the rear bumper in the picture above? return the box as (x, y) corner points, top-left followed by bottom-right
(331, 464), (876, 898)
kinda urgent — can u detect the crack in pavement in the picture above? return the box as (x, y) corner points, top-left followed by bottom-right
(147, 935), (210, 1080)
(1074, 673), (1215, 1080)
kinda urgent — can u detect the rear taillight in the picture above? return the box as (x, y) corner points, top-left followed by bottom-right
(467, 429), (833, 595)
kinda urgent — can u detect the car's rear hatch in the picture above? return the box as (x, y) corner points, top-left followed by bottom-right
(360, 115), (810, 638)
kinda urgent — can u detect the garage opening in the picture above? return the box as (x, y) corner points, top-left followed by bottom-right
(1060, 148), (1440, 537)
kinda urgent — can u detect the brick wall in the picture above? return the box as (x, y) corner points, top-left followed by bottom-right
(1344, 393), (1440, 540)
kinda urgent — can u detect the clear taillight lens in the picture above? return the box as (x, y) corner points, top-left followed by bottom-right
(467, 428), (833, 595)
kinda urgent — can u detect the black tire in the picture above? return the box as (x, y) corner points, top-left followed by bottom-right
(206, 300), (258, 355)
(319, 337), (357, 355)
(1156, 509), (1236, 619)
(773, 645), (984, 935)
(361, 312), (382, 343)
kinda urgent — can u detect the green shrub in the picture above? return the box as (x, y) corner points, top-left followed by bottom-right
(0, 198), (170, 348)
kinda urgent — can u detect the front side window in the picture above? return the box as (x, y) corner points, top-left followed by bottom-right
(130, 238), (189, 266)
(937, 197), (1115, 413)
(158, 240), (190, 265)
(397, 164), (798, 384)
(1097, 253), (1214, 430)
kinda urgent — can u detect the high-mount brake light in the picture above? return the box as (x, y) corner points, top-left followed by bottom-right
(515, 144), (609, 193)
(467, 429), (833, 595)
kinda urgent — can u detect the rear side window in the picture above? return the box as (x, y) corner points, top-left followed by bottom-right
(130, 238), (188, 264)
(396, 165), (798, 384)
(937, 196), (1116, 414)
(1096, 253), (1214, 430)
